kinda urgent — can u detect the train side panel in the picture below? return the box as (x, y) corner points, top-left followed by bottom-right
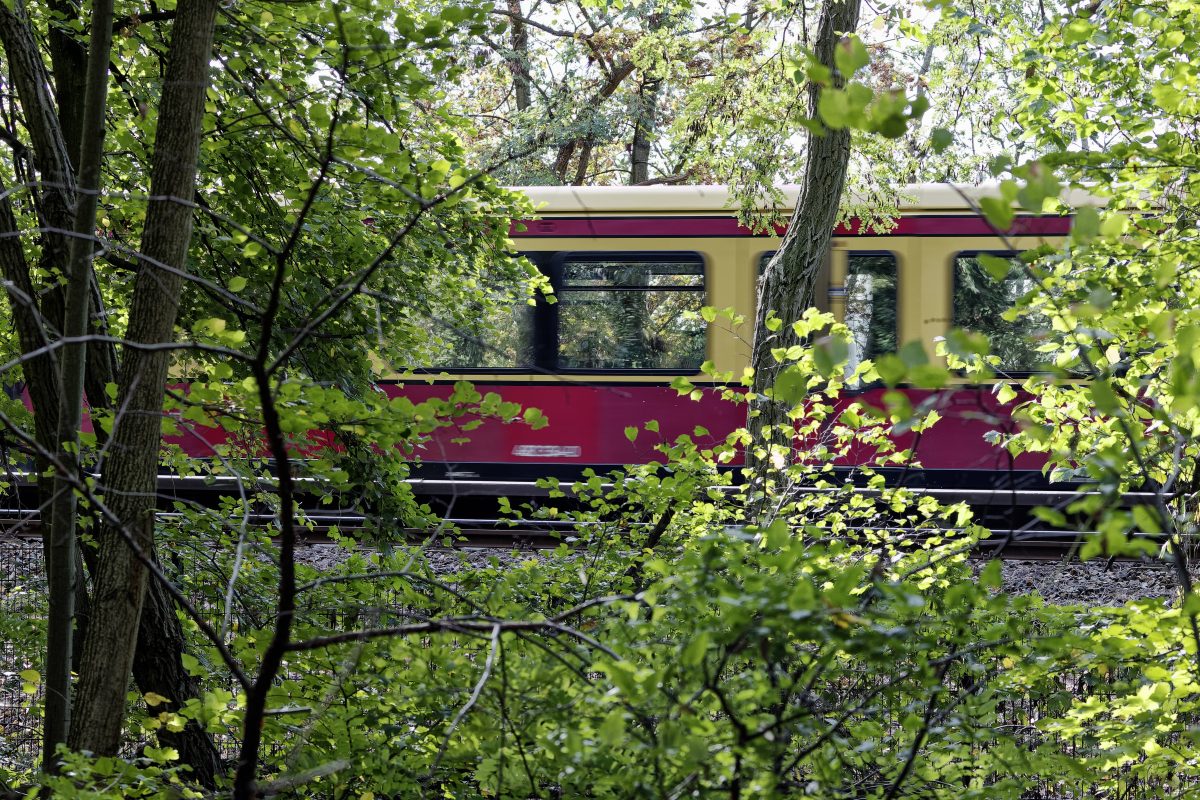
(152, 195), (1075, 490)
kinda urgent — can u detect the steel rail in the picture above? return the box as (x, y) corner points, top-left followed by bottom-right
(0, 506), (1174, 562)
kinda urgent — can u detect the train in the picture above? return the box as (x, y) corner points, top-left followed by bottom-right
(375, 183), (1076, 490)
(118, 183), (1075, 494)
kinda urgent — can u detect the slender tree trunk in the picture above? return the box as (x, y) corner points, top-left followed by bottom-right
(43, 0), (115, 766)
(572, 139), (593, 185)
(69, 0), (220, 755)
(0, 7), (76, 283)
(507, 0), (531, 112)
(748, 0), (861, 477)
(630, 76), (660, 185)
(553, 140), (576, 182)
(1, 0), (120, 414)
(47, 0), (88, 162)
(0, 182), (59, 453)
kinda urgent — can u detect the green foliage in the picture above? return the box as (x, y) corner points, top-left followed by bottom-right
(4, 319), (1200, 799)
(135, 337), (1026, 798)
(35, 749), (203, 799)
(13, 1), (1200, 797)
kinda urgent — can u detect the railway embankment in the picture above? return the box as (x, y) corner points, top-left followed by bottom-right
(2, 535), (1191, 610)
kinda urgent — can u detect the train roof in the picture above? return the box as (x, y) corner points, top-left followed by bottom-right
(515, 183), (1100, 214)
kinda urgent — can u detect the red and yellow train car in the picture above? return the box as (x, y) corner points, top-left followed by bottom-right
(384, 184), (1075, 489)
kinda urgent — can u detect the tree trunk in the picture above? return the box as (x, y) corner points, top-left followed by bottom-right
(0, 1), (121, 414)
(0, 182), (60, 454)
(43, 0), (115, 766)
(133, 573), (222, 785)
(507, 0), (531, 112)
(0, 5), (76, 310)
(572, 139), (593, 185)
(47, 0), (88, 163)
(630, 76), (660, 185)
(553, 140), (576, 182)
(747, 0), (861, 479)
(69, 0), (220, 756)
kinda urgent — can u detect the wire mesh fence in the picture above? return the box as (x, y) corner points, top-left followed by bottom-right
(1, 537), (44, 768)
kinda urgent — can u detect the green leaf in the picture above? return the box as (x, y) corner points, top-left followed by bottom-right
(1089, 380), (1120, 414)
(228, 276), (248, 292)
(523, 407), (548, 430)
(979, 559), (1002, 589)
(874, 113), (908, 139)
(930, 128), (953, 153)
(765, 518), (789, 549)
(1100, 212), (1129, 239)
(898, 341), (928, 368)
(671, 376), (695, 394)
(195, 317), (227, 335)
(1015, 162), (1061, 212)
(817, 89), (850, 128)
(624, 426), (638, 442)
(805, 61), (832, 85)
(773, 367), (808, 407)
(1079, 534), (1102, 561)
(682, 632), (710, 666)
(979, 196), (1015, 230)
(977, 253), (1015, 282)
(909, 93), (930, 119)
(1071, 206), (1100, 243)
(908, 364), (949, 388)
(945, 328), (990, 358)
(1062, 18), (1093, 44)
(142, 746), (180, 763)
(1132, 505), (1161, 534)
(834, 35), (870, 76)
(814, 337), (848, 377)
(875, 354), (906, 386)
(1032, 506), (1067, 527)
(598, 709), (625, 745)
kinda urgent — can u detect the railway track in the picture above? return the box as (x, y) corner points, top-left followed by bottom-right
(0, 476), (1173, 561)
(0, 511), (1162, 562)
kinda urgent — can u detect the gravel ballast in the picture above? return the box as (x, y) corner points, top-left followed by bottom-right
(2, 536), (1192, 609)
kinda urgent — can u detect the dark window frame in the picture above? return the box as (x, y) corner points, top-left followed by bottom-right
(550, 250), (708, 375)
(951, 249), (1049, 377)
(413, 250), (709, 375)
(411, 252), (549, 375)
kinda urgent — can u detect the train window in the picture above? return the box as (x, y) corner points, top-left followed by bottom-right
(953, 253), (1050, 372)
(425, 297), (534, 369)
(557, 253), (706, 371)
(845, 252), (897, 370)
